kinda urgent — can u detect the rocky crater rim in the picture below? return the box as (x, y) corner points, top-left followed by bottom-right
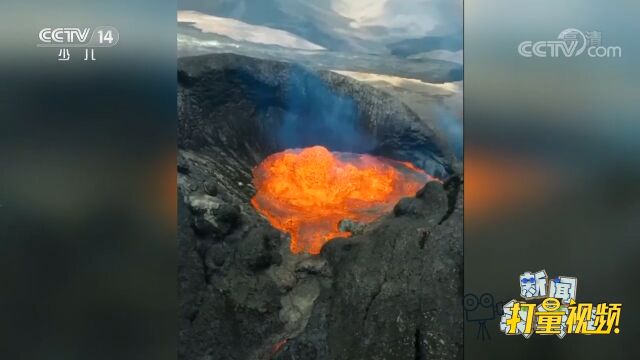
(178, 53), (455, 185)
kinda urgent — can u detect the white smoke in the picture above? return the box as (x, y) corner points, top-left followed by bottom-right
(330, 0), (462, 37)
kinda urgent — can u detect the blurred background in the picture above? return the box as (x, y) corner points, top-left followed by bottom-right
(464, 0), (640, 358)
(0, 1), (177, 359)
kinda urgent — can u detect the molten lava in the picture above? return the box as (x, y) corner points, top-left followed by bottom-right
(251, 146), (430, 254)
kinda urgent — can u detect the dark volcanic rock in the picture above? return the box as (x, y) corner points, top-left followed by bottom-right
(178, 180), (463, 360)
(237, 227), (283, 271)
(281, 181), (463, 360)
(337, 219), (366, 235)
(394, 180), (449, 220)
(295, 257), (330, 277)
(191, 214), (217, 236)
(202, 179), (218, 196)
(178, 157), (190, 174)
(187, 193), (241, 237)
(205, 243), (228, 269)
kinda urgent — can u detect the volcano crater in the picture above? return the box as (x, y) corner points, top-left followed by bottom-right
(178, 53), (462, 360)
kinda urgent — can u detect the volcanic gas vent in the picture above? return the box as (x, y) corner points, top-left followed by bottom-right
(250, 146), (430, 254)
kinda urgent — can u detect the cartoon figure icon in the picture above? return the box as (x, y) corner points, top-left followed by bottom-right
(549, 276), (577, 304)
(520, 270), (548, 299)
(535, 298), (568, 338)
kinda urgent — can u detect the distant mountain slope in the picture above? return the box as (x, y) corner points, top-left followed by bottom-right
(178, 10), (326, 50)
(388, 33), (463, 58)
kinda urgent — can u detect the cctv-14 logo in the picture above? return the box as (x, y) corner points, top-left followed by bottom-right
(499, 270), (622, 338)
(38, 26), (118, 47)
(38, 26), (119, 62)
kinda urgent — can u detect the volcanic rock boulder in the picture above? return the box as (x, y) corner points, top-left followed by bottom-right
(179, 188), (288, 360)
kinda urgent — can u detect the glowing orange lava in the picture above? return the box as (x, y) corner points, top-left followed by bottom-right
(251, 146), (430, 254)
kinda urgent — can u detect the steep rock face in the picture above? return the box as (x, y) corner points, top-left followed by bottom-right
(178, 177), (463, 360)
(277, 180), (463, 360)
(178, 53), (462, 360)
